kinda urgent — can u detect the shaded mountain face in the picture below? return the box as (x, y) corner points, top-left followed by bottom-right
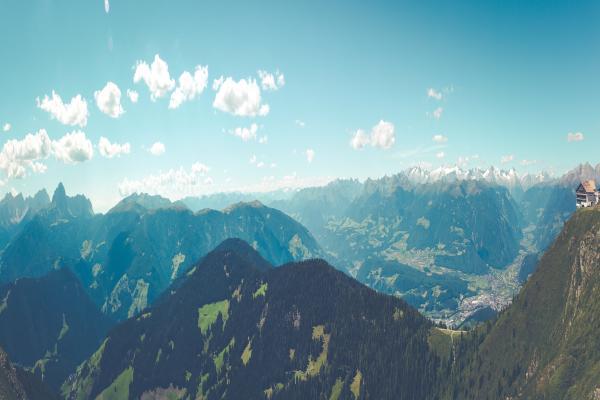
(0, 185), (322, 321)
(0, 190), (50, 250)
(0, 346), (59, 400)
(0, 269), (112, 390)
(445, 208), (600, 399)
(64, 239), (441, 400)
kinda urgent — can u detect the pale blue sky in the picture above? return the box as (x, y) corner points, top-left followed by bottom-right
(0, 0), (598, 210)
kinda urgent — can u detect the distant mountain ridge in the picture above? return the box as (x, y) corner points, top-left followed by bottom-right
(0, 184), (323, 322)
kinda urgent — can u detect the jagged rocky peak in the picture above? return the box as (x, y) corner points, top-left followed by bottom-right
(50, 182), (93, 218)
(399, 164), (555, 190)
(559, 162), (600, 186)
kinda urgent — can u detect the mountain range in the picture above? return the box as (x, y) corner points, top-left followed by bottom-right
(0, 163), (597, 326)
(0, 184), (322, 322)
(62, 206), (600, 399)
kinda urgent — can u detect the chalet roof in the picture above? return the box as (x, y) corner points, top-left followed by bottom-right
(579, 180), (597, 193)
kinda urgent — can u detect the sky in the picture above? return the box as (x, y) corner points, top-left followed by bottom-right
(0, 0), (598, 211)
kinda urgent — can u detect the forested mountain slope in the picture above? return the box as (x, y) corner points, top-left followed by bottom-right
(444, 207), (600, 399)
(64, 239), (443, 400)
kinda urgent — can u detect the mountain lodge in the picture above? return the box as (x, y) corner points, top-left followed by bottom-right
(576, 180), (599, 208)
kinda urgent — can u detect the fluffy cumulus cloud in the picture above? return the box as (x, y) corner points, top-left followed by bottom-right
(148, 141), (165, 156)
(118, 162), (212, 199)
(169, 65), (209, 109)
(52, 131), (94, 164)
(98, 137), (131, 158)
(94, 82), (125, 118)
(520, 159), (537, 166)
(126, 89), (139, 103)
(349, 129), (370, 150)
(427, 88), (442, 100)
(500, 154), (514, 164)
(0, 129), (52, 178)
(0, 129), (94, 178)
(257, 70), (285, 91)
(295, 119), (305, 128)
(133, 54), (175, 101)
(432, 107), (443, 120)
(2, 123), (10, 133)
(104, 0), (109, 13)
(231, 123), (259, 142)
(36, 91), (89, 127)
(436, 151), (445, 159)
(350, 120), (396, 150)
(306, 148), (315, 163)
(212, 76), (269, 117)
(432, 134), (448, 143)
(567, 132), (584, 142)
(370, 121), (395, 149)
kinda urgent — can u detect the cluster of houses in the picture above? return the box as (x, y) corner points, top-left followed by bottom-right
(576, 180), (600, 208)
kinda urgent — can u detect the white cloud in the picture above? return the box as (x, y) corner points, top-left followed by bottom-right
(249, 154), (257, 164)
(500, 154), (514, 164)
(350, 120), (395, 150)
(436, 151), (445, 159)
(212, 76), (269, 117)
(567, 132), (584, 142)
(2, 123), (10, 133)
(257, 70), (285, 91)
(133, 54), (175, 101)
(350, 129), (370, 150)
(0, 129), (52, 178)
(212, 76), (224, 91)
(118, 163), (212, 199)
(169, 65), (209, 109)
(432, 134), (448, 143)
(295, 119), (305, 128)
(0, 129), (95, 178)
(52, 131), (94, 164)
(258, 135), (268, 144)
(256, 161), (265, 168)
(126, 89), (139, 103)
(306, 148), (315, 163)
(191, 162), (209, 174)
(231, 123), (259, 142)
(427, 88), (442, 100)
(370, 120), (395, 149)
(36, 91), (89, 127)
(94, 82), (124, 118)
(104, 0), (110, 13)
(520, 159), (537, 166)
(432, 107), (443, 120)
(148, 142), (165, 156)
(98, 137), (130, 158)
